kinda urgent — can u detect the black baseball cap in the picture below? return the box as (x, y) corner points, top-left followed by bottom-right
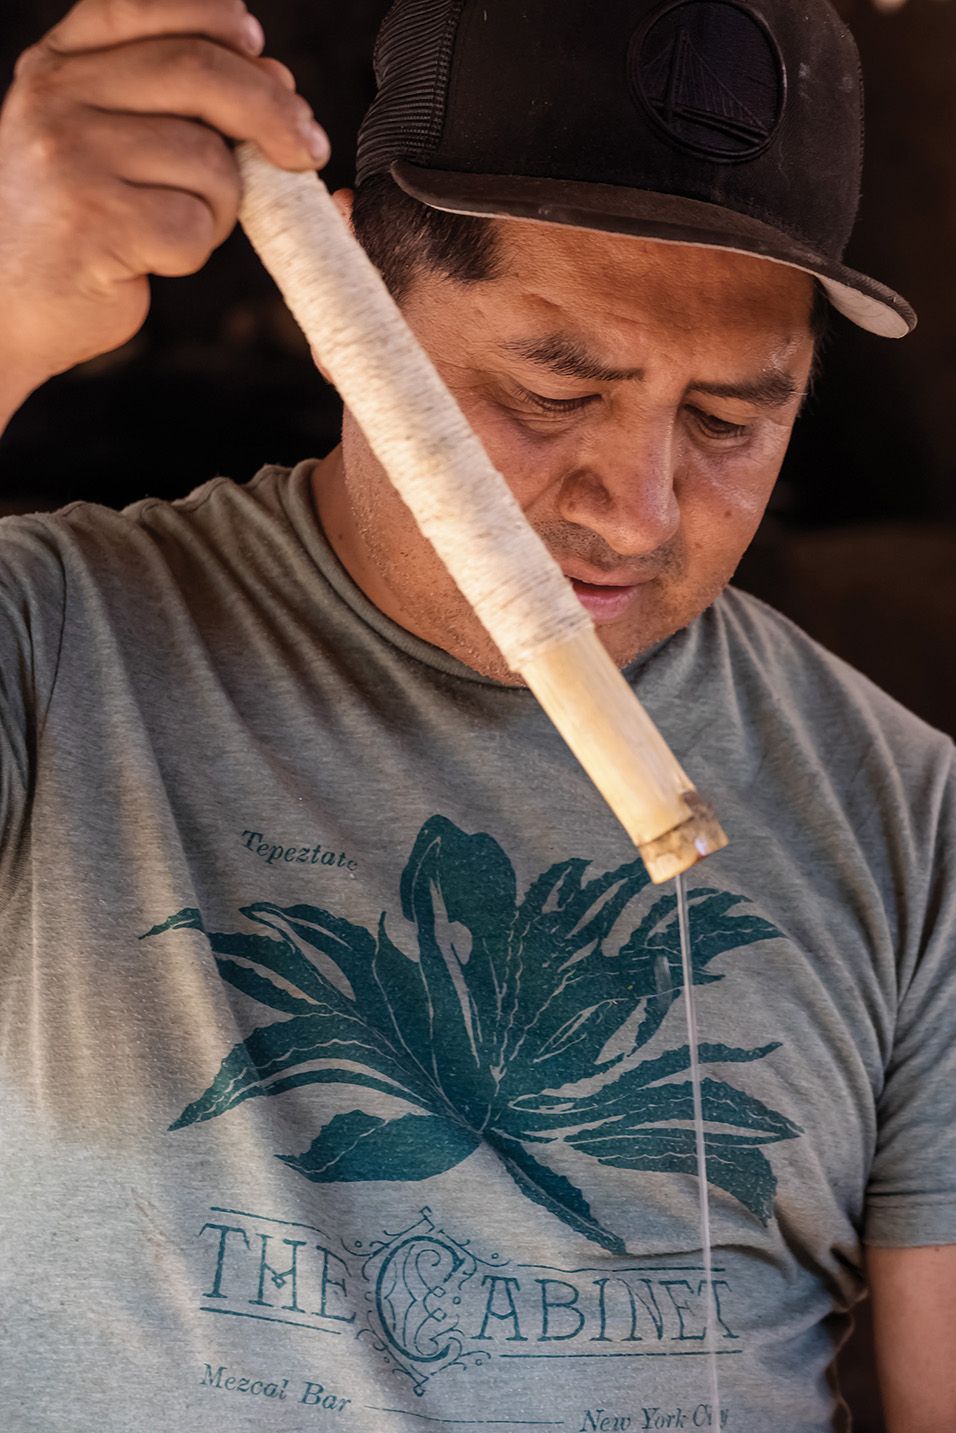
(356, 0), (916, 338)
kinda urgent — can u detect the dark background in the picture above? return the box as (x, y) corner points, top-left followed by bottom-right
(1, 3), (953, 1426)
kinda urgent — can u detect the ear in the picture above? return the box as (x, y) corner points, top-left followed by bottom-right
(310, 189), (356, 379)
(332, 187), (354, 227)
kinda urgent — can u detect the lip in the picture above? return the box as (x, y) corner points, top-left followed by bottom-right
(568, 576), (646, 624)
(561, 564), (649, 588)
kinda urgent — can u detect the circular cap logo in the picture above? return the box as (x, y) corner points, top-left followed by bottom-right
(631, 1), (786, 163)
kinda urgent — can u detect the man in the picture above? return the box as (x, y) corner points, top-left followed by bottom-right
(0, 1), (952, 1429)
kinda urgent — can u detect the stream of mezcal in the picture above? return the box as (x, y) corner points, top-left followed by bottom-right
(675, 872), (722, 1425)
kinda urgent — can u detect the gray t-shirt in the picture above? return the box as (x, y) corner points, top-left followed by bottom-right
(1, 461), (953, 1433)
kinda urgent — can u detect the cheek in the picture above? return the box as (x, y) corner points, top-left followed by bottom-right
(678, 426), (789, 523)
(677, 456), (779, 575)
(453, 391), (574, 512)
(669, 420), (790, 576)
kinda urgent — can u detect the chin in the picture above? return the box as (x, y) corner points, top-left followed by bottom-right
(601, 607), (689, 665)
(437, 582), (726, 685)
(601, 627), (676, 671)
(458, 619), (677, 686)
(599, 589), (721, 669)
(455, 642), (527, 686)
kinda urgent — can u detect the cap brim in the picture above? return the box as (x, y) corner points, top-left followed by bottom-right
(393, 161), (916, 339)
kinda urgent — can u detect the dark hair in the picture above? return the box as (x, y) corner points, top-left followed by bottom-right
(352, 174), (831, 348)
(806, 280), (830, 392)
(351, 173), (502, 303)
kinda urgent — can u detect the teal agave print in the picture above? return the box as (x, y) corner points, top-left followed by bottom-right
(144, 817), (800, 1254)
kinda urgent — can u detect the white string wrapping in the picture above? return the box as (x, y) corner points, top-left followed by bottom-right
(236, 145), (730, 874)
(237, 144), (591, 673)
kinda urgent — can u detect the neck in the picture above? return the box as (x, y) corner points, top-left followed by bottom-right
(309, 444), (525, 684)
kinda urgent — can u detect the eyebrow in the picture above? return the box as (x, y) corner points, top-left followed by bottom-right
(501, 331), (800, 407)
(500, 333), (644, 383)
(686, 372), (800, 408)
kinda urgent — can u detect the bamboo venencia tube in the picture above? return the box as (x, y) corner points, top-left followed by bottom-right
(236, 145), (728, 882)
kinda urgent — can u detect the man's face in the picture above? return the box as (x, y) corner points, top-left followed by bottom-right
(316, 215), (816, 684)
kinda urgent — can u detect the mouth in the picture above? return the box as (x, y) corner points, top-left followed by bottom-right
(566, 574), (650, 624)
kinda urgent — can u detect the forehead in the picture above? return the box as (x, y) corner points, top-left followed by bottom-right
(485, 218), (816, 349)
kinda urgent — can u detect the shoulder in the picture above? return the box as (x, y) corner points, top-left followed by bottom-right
(713, 585), (951, 755)
(1, 463), (294, 557)
(708, 581), (951, 842)
(0, 464), (308, 602)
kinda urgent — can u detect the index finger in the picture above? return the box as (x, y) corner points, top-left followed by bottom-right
(45, 0), (264, 61)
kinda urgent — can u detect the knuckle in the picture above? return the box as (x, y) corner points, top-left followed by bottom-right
(173, 117), (222, 165)
(13, 43), (66, 98)
(175, 120), (238, 194)
(24, 126), (59, 175)
(195, 139), (240, 204)
(158, 190), (214, 250)
(13, 42), (43, 81)
(21, 114), (71, 178)
(165, 35), (222, 79)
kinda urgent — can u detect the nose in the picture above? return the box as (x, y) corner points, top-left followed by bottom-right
(555, 430), (681, 559)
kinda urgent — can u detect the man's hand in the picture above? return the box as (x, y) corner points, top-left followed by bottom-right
(868, 1243), (956, 1431)
(0, 0), (329, 402)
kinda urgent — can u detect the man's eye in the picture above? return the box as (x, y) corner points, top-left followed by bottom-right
(517, 387), (598, 415)
(688, 406), (749, 440)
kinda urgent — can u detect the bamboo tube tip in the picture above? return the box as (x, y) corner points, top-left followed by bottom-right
(638, 792), (729, 885)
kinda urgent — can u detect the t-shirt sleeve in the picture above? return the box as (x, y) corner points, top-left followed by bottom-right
(864, 743), (956, 1246)
(0, 516), (67, 903)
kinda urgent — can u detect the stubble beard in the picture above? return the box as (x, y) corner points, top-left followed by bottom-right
(340, 423), (731, 682)
(349, 491), (711, 683)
